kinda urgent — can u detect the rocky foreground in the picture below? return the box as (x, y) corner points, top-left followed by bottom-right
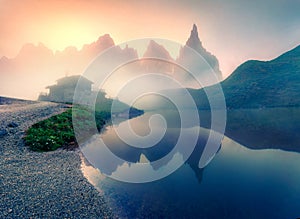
(0, 98), (113, 218)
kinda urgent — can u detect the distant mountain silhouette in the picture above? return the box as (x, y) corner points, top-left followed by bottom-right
(140, 40), (174, 74)
(0, 24), (222, 100)
(176, 24), (222, 86)
(189, 44), (300, 109)
(81, 34), (115, 58)
(140, 24), (222, 89)
(143, 40), (174, 60)
(0, 34), (128, 99)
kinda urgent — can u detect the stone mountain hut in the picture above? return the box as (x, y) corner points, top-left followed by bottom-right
(39, 75), (93, 103)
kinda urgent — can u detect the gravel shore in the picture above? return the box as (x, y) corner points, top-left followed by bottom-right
(0, 98), (113, 218)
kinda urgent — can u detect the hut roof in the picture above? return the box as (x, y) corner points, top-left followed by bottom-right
(57, 75), (93, 85)
(46, 75), (93, 89)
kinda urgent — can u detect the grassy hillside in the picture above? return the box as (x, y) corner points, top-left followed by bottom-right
(191, 45), (300, 109)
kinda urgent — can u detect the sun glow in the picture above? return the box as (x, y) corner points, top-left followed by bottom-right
(35, 18), (98, 52)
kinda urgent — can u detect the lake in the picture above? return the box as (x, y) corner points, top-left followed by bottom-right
(81, 109), (300, 218)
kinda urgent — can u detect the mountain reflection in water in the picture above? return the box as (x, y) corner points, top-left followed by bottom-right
(81, 108), (300, 218)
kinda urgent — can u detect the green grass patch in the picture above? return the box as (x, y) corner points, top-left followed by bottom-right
(24, 107), (110, 152)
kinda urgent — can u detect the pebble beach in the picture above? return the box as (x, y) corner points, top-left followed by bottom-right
(0, 97), (113, 218)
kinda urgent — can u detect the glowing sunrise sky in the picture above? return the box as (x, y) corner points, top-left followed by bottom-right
(1, 0), (300, 77)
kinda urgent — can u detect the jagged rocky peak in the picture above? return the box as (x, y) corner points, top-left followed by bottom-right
(17, 42), (54, 59)
(177, 24), (222, 81)
(81, 34), (115, 54)
(122, 44), (139, 58)
(95, 34), (115, 47)
(186, 24), (203, 50)
(141, 40), (174, 74)
(143, 40), (173, 60)
(19, 43), (49, 53)
(111, 43), (139, 61)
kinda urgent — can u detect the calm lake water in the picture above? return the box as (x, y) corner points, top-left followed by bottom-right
(81, 109), (300, 218)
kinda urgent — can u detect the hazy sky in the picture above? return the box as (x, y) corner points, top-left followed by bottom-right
(1, 0), (300, 76)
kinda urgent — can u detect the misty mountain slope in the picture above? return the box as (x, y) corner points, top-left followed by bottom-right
(176, 24), (222, 84)
(190, 44), (300, 109)
(0, 34), (116, 99)
(140, 40), (174, 74)
(0, 24), (222, 101)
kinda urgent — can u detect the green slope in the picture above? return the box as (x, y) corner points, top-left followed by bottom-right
(192, 44), (300, 109)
